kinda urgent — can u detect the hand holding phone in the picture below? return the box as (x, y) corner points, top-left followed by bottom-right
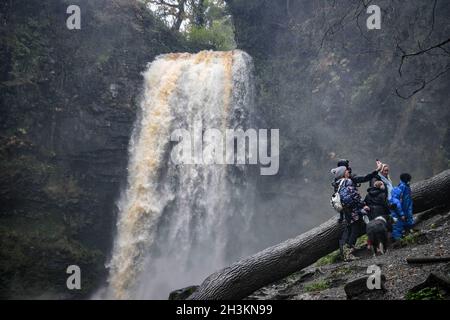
(376, 159), (382, 171)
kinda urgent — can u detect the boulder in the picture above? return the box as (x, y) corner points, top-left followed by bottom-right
(344, 275), (386, 300)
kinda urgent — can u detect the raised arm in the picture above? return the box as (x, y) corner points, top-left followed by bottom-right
(352, 170), (378, 184)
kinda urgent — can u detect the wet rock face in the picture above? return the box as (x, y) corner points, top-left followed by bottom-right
(0, 0), (191, 299)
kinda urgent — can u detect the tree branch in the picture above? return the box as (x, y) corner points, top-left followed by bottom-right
(396, 65), (450, 99)
(424, 0), (438, 42)
(398, 37), (450, 76)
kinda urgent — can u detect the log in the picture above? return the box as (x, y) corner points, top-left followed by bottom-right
(411, 169), (450, 213)
(189, 169), (450, 300)
(406, 256), (450, 264)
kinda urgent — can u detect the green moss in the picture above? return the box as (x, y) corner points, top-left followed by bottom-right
(400, 232), (421, 246)
(0, 154), (56, 181)
(284, 270), (306, 283)
(44, 174), (83, 202)
(304, 279), (330, 292)
(316, 250), (342, 266)
(0, 216), (104, 298)
(406, 287), (444, 300)
(2, 17), (51, 86)
(331, 266), (353, 277)
(356, 234), (368, 247)
(95, 53), (111, 70)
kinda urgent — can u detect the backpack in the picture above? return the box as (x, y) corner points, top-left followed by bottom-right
(340, 184), (361, 208)
(330, 179), (345, 212)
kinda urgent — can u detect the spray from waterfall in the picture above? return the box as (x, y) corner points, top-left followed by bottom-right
(106, 50), (255, 299)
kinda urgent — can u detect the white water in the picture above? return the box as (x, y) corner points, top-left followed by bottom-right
(105, 50), (255, 299)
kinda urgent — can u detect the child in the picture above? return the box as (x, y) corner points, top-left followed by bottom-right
(390, 173), (414, 240)
(364, 180), (390, 220)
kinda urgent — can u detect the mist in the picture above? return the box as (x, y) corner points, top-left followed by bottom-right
(233, 0), (450, 250)
(1, 0), (449, 299)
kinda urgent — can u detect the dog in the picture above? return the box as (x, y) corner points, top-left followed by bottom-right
(366, 215), (393, 256)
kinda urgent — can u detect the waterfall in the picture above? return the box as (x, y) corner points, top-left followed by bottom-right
(106, 50), (255, 299)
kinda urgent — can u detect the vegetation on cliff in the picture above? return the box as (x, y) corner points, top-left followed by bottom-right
(0, 0), (209, 299)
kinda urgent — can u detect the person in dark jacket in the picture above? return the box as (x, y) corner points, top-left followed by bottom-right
(364, 180), (390, 220)
(331, 166), (369, 261)
(332, 159), (378, 193)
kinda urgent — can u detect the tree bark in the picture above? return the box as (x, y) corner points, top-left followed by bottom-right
(189, 169), (450, 300)
(171, 0), (186, 31)
(410, 169), (450, 213)
(192, 0), (206, 27)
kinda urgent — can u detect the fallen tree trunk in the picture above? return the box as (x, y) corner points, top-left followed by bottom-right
(189, 169), (450, 300)
(410, 169), (450, 213)
(406, 256), (450, 264)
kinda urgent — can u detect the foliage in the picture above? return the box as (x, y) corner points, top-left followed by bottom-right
(356, 234), (368, 247)
(331, 266), (353, 277)
(0, 0), (198, 299)
(406, 287), (445, 300)
(304, 279), (330, 292)
(186, 18), (236, 50)
(401, 231), (422, 246)
(316, 250), (342, 266)
(1, 17), (50, 86)
(143, 0), (236, 50)
(0, 215), (104, 298)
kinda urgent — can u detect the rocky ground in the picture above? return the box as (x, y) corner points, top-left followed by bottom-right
(247, 208), (450, 300)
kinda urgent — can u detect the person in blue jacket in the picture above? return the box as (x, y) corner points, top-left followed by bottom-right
(390, 173), (414, 240)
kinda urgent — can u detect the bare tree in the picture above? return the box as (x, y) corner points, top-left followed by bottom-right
(145, 0), (187, 31)
(191, 0), (207, 27)
(395, 37), (450, 99)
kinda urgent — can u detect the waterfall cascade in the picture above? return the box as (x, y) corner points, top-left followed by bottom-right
(106, 50), (255, 299)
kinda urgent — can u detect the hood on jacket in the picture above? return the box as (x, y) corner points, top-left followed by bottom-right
(367, 186), (385, 196)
